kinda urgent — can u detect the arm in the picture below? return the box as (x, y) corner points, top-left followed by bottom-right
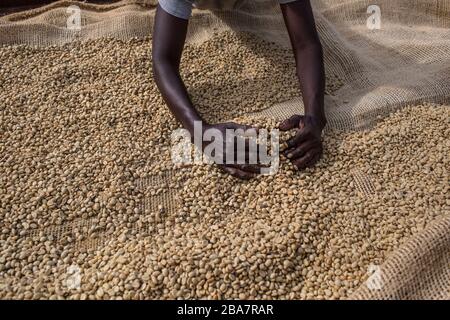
(152, 5), (261, 179)
(152, 5), (202, 135)
(279, 0), (326, 170)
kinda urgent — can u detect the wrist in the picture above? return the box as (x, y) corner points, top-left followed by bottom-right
(184, 120), (211, 149)
(184, 119), (208, 135)
(305, 113), (327, 130)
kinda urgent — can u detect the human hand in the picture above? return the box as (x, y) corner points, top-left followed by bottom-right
(202, 122), (264, 180)
(279, 115), (324, 170)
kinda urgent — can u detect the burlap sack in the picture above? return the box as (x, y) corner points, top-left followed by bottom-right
(351, 215), (450, 300)
(0, 0), (449, 300)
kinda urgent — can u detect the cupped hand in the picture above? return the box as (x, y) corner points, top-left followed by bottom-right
(202, 122), (264, 180)
(279, 115), (325, 170)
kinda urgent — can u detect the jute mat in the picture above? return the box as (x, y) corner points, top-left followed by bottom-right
(0, 0), (449, 299)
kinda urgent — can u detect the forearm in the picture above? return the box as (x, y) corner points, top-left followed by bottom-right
(152, 5), (204, 136)
(153, 61), (204, 135)
(281, 0), (326, 129)
(295, 43), (326, 128)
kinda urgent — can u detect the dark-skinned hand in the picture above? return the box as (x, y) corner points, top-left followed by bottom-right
(279, 115), (324, 170)
(201, 122), (264, 180)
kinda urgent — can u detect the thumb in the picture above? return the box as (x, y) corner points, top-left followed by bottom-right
(279, 115), (303, 131)
(298, 116), (307, 130)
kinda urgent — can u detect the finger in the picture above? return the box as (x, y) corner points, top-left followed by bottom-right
(220, 166), (255, 180)
(285, 128), (312, 149)
(284, 140), (317, 159)
(303, 152), (321, 168)
(279, 115), (303, 131)
(229, 164), (261, 174)
(292, 150), (320, 171)
(298, 116), (307, 130)
(299, 154), (321, 171)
